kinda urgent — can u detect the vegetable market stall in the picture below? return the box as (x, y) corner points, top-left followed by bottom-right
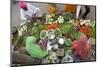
(12, 13), (96, 65)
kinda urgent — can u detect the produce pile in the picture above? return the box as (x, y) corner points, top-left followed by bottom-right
(12, 13), (96, 64)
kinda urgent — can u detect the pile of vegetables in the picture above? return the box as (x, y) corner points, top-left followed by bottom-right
(45, 23), (60, 30)
(12, 13), (96, 64)
(80, 26), (92, 37)
(60, 23), (72, 34)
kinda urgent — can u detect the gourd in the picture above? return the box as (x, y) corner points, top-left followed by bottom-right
(64, 39), (72, 46)
(54, 28), (62, 38)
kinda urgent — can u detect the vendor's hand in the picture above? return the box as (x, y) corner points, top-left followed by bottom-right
(25, 15), (32, 20)
(32, 13), (36, 18)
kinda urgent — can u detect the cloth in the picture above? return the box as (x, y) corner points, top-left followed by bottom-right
(19, 2), (27, 9)
(64, 4), (76, 13)
(76, 5), (82, 19)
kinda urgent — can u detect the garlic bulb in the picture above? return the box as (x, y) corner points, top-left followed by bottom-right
(58, 38), (65, 45)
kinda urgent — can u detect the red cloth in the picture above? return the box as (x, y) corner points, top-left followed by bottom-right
(19, 2), (27, 9)
(72, 35), (90, 60)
